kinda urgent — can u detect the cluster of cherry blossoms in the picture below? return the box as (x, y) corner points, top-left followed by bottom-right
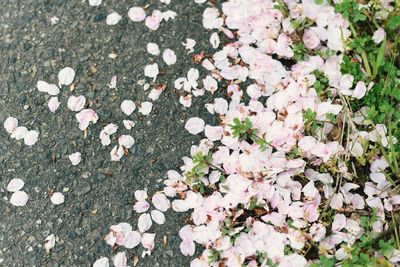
(3, 0), (399, 266)
(94, 0), (400, 266)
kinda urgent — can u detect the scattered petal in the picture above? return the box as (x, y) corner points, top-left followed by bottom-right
(121, 100), (136, 116)
(6, 178), (25, 192)
(50, 192), (65, 205)
(10, 191), (29, 207)
(67, 95), (86, 112)
(69, 152), (82, 166)
(106, 12), (122, 26)
(4, 117), (18, 134)
(184, 117), (205, 135)
(58, 67), (75, 87)
(48, 97), (60, 113)
(24, 130), (39, 146)
(138, 102), (153, 115)
(162, 49), (177, 65)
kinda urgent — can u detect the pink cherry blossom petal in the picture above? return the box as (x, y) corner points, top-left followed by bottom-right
(67, 95), (86, 112)
(93, 257), (109, 267)
(141, 233), (155, 251)
(6, 178), (24, 192)
(50, 192), (65, 205)
(152, 193), (170, 212)
(138, 213), (152, 233)
(106, 12), (122, 26)
(4, 117), (18, 133)
(10, 191), (29, 206)
(185, 117), (205, 135)
(58, 67), (75, 87)
(162, 49), (177, 65)
(121, 100), (136, 116)
(128, 7), (146, 22)
(48, 97), (60, 113)
(24, 130), (39, 146)
(69, 152), (81, 166)
(150, 210), (166, 224)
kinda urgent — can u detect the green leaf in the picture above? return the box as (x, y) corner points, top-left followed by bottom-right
(388, 16), (400, 30)
(372, 37), (386, 80)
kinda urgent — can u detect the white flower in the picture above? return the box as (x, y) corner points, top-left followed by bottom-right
(50, 192), (65, 205)
(69, 152), (81, 166)
(106, 12), (122, 26)
(162, 49), (177, 65)
(121, 100), (136, 115)
(58, 67), (75, 87)
(11, 126), (28, 140)
(150, 210), (166, 224)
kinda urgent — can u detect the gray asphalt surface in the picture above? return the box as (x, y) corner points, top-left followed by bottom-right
(0, 0), (217, 266)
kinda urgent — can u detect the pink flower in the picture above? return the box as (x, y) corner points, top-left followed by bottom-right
(353, 81), (366, 99)
(145, 10), (162, 31)
(180, 239), (195, 256)
(152, 193), (170, 212)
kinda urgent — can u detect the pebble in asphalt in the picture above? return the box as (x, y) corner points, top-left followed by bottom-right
(0, 0), (218, 266)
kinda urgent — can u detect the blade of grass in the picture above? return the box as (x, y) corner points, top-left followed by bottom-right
(372, 37), (387, 80)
